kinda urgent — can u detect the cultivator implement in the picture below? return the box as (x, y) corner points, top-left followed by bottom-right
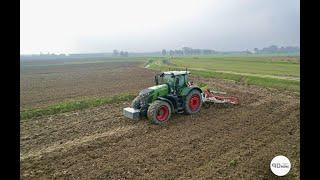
(202, 89), (239, 105)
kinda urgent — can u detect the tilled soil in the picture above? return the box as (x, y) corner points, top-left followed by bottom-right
(20, 61), (155, 110)
(20, 77), (300, 179)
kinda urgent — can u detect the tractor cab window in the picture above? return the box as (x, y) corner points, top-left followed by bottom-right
(163, 74), (175, 88)
(156, 73), (188, 89)
(176, 75), (186, 87)
(156, 73), (174, 85)
(155, 74), (165, 85)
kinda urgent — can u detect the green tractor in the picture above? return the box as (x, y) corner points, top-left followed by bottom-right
(123, 71), (203, 125)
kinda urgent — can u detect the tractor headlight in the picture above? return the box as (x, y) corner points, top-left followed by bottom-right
(138, 91), (151, 108)
(140, 100), (145, 107)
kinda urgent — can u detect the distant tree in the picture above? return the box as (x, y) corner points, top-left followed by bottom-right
(161, 49), (167, 56)
(169, 50), (175, 56)
(193, 49), (201, 54)
(113, 49), (119, 56)
(174, 50), (183, 56)
(182, 47), (193, 55)
(203, 49), (213, 55)
(118, 51), (128, 57)
(262, 45), (278, 53)
(269, 45), (278, 52)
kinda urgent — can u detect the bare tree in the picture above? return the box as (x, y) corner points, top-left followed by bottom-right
(169, 50), (175, 56)
(113, 49), (119, 56)
(161, 49), (167, 56)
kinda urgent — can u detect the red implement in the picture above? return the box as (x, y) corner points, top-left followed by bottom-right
(203, 89), (239, 105)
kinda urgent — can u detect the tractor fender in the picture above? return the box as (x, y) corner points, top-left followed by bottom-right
(180, 87), (203, 97)
(156, 97), (174, 111)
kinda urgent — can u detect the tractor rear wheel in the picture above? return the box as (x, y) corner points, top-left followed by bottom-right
(147, 100), (172, 125)
(184, 89), (202, 114)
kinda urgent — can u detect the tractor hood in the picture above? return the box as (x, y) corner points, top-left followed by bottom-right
(138, 84), (169, 98)
(148, 84), (168, 90)
(138, 88), (153, 97)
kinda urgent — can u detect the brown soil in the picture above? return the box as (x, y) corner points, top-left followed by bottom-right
(20, 60), (155, 110)
(20, 75), (300, 179)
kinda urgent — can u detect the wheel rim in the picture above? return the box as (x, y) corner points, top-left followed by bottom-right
(189, 94), (201, 111)
(156, 105), (169, 121)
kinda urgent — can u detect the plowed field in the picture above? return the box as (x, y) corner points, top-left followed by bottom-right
(20, 62), (300, 179)
(20, 60), (155, 110)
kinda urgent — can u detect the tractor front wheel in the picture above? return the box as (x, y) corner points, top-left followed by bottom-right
(184, 89), (202, 114)
(147, 100), (172, 125)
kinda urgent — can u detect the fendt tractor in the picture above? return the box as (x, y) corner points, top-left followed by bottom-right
(123, 70), (239, 125)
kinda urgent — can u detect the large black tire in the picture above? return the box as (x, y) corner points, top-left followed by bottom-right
(131, 96), (141, 109)
(147, 100), (172, 125)
(184, 89), (202, 114)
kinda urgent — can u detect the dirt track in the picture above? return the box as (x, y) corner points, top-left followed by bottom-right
(20, 75), (300, 179)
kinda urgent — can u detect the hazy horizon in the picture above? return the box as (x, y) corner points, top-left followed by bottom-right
(21, 0), (300, 54)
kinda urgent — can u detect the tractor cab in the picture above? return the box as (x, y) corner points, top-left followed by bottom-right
(155, 71), (190, 93)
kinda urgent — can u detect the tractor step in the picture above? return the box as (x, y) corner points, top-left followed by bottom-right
(176, 107), (185, 113)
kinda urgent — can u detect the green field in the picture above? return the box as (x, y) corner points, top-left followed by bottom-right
(146, 55), (300, 92)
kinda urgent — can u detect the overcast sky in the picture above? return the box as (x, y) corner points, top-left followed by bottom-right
(20, 0), (300, 54)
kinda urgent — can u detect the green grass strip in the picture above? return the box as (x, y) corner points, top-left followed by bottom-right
(191, 70), (300, 92)
(148, 61), (300, 92)
(20, 93), (136, 120)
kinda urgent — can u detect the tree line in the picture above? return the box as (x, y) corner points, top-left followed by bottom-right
(161, 47), (216, 56)
(253, 45), (299, 54)
(161, 45), (299, 56)
(113, 50), (129, 57)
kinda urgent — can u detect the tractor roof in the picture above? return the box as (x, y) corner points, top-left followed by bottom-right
(162, 71), (190, 76)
